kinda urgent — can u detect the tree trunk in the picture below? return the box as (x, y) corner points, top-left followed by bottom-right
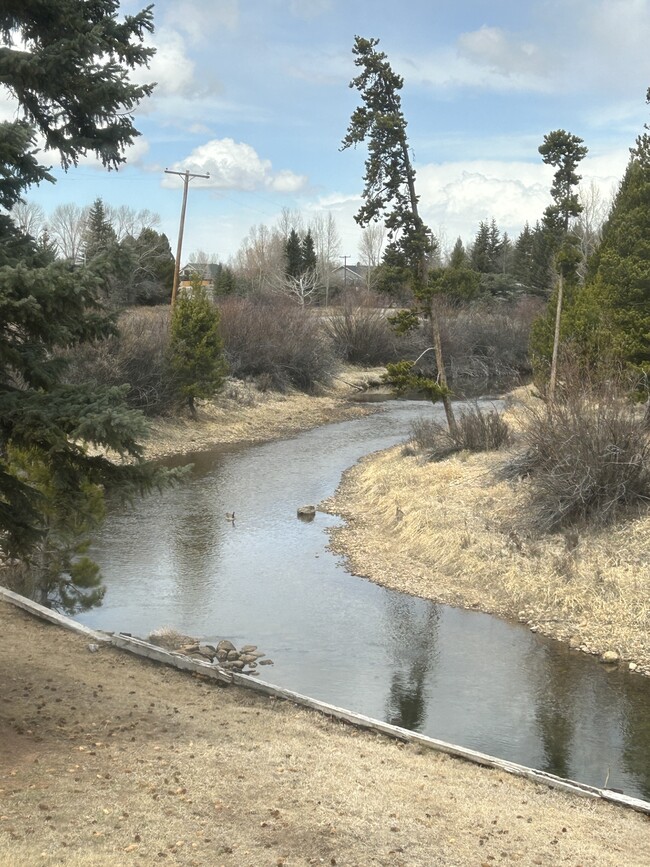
(399, 136), (457, 434)
(430, 298), (457, 435)
(548, 272), (564, 402)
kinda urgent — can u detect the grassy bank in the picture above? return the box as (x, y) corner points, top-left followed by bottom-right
(323, 417), (650, 673)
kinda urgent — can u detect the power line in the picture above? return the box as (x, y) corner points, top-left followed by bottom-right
(164, 168), (210, 306)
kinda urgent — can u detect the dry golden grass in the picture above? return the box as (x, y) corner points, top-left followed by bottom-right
(2, 601), (650, 867)
(324, 442), (650, 672)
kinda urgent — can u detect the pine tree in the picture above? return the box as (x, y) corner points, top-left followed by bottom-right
(169, 276), (228, 417)
(0, 1), (174, 609)
(302, 229), (317, 274)
(569, 144), (650, 377)
(342, 35), (455, 432)
(531, 130), (588, 394)
(285, 229), (303, 279)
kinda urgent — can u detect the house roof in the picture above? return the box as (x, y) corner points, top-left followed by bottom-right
(181, 262), (221, 279)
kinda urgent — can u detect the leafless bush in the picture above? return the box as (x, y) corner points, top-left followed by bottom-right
(439, 298), (541, 395)
(325, 304), (403, 365)
(503, 373), (650, 533)
(411, 403), (512, 461)
(62, 307), (179, 415)
(218, 296), (336, 392)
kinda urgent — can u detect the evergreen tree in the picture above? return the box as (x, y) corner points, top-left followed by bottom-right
(169, 276), (228, 417)
(513, 223), (534, 285)
(531, 130), (588, 394)
(83, 198), (117, 262)
(470, 221), (491, 273)
(569, 143), (650, 377)
(449, 237), (468, 269)
(342, 35), (455, 432)
(0, 1), (154, 185)
(285, 228), (303, 279)
(302, 229), (317, 274)
(0, 1), (173, 608)
(214, 265), (237, 296)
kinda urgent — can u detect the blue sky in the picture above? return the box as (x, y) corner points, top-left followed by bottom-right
(7, 0), (650, 263)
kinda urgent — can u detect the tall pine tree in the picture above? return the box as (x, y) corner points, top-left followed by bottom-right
(0, 1), (178, 610)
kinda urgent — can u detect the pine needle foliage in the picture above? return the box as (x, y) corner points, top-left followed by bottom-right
(169, 276), (228, 416)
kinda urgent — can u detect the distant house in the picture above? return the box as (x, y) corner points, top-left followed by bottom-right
(331, 262), (371, 288)
(179, 262), (222, 293)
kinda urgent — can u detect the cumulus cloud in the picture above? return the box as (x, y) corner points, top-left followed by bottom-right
(135, 29), (197, 102)
(457, 26), (548, 82)
(162, 138), (307, 193)
(416, 153), (626, 245)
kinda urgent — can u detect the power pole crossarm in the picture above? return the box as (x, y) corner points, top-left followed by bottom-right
(164, 168), (210, 306)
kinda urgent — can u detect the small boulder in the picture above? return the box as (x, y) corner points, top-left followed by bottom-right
(217, 639), (236, 653)
(600, 650), (620, 664)
(297, 505), (316, 517)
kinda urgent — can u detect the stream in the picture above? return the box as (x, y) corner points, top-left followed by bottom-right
(78, 400), (650, 801)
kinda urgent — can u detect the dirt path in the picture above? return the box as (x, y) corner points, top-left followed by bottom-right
(1, 601), (649, 867)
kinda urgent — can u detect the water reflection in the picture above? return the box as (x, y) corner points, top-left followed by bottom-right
(533, 646), (577, 779)
(384, 598), (439, 730)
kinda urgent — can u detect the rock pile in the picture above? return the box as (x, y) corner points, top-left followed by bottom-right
(180, 639), (272, 676)
(147, 628), (273, 676)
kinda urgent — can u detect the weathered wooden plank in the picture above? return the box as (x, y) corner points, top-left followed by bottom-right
(110, 633), (233, 684)
(0, 586), (111, 642)
(601, 790), (650, 815)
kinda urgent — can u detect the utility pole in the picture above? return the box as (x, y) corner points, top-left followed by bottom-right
(164, 168), (210, 306)
(340, 254), (350, 290)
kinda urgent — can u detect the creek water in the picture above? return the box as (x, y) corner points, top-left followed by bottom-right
(78, 400), (650, 801)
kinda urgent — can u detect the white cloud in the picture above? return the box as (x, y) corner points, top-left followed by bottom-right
(416, 151), (627, 244)
(0, 89), (20, 122)
(163, 138), (307, 192)
(161, 0), (239, 42)
(457, 26), (548, 82)
(136, 29), (197, 101)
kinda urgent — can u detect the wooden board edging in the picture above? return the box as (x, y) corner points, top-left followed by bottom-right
(230, 671), (650, 815)
(0, 586), (111, 642)
(110, 632), (233, 685)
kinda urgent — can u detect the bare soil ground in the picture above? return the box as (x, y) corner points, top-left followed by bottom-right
(2, 379), (650, 865)
(2, 601), (650, 867)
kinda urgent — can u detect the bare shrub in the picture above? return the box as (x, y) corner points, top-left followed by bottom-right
(411, 403), (512, 461)
(218, 296), (336, 392)
(439, 297), (542, 395)
(504, 374), (650, 533)
(393, 297), (541, 398)
(62, 307), (179, 415)
(325, 303), (402, 365)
